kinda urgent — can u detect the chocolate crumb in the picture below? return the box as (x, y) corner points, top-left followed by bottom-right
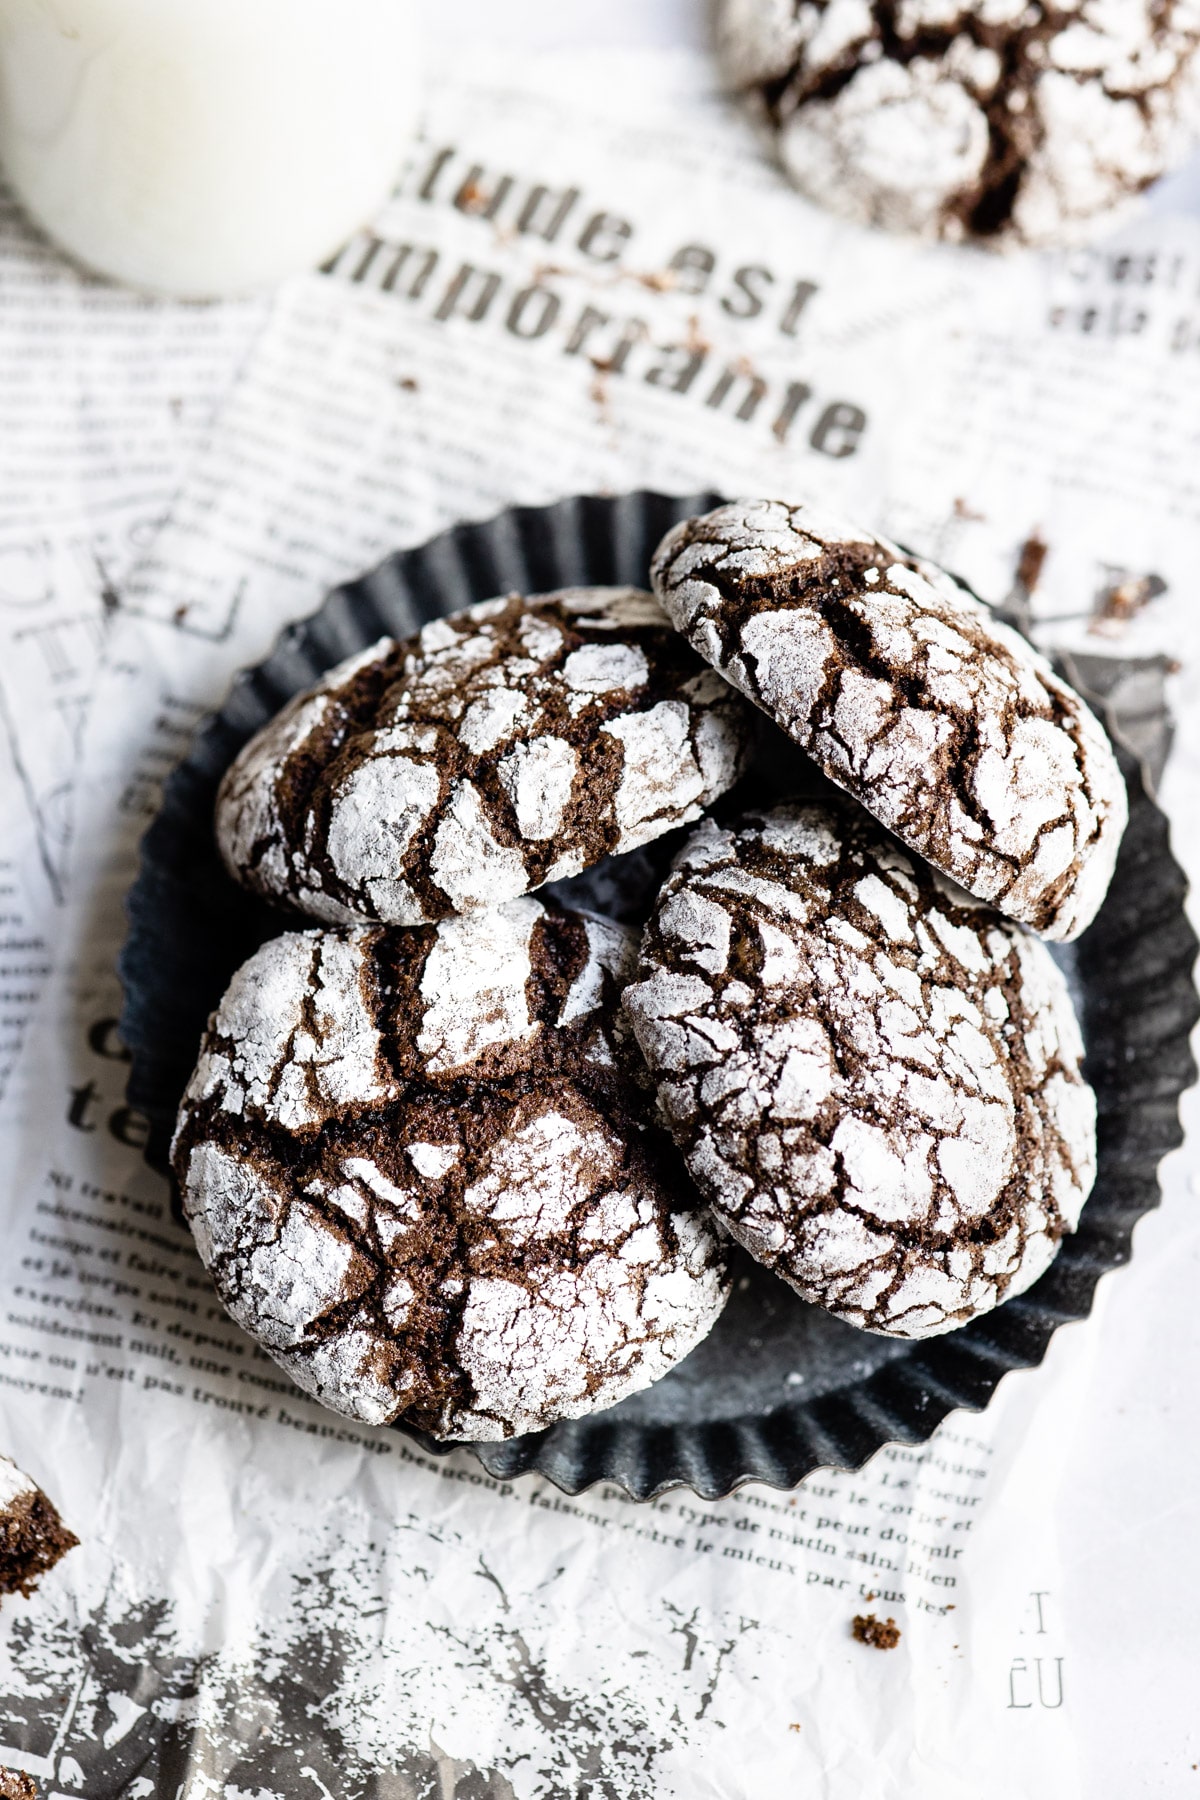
(1090, 570), (1167, 635)
(0, 1458), (77, 1601)
(0, 1770), (37, 1800)
(852, 1613), (901, 1650)
(1015, 533), (1048, 596)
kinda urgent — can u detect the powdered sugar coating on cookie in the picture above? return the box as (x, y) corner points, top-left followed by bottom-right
(623, 801), (1096, 1339)
(718, 0), (1200, 247)
(172, 901), (729, 1437)
(651, 498), (1126, 942)
(216, 587), (755, 927)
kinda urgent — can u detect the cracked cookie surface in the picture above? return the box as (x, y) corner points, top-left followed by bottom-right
(718, 0), (1200, 246)
(622, 802), (1096, 1338)
(216, 586), (755, 927)
(651, 498), (1126, 942)
(171, 898), (730, 1438)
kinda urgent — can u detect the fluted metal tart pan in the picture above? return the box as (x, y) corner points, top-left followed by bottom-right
(119, 490), (1198, 1499)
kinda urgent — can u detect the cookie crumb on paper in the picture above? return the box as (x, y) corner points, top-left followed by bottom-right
(0, 1454), (77, 1601)
(852, 1614), (901, 1651)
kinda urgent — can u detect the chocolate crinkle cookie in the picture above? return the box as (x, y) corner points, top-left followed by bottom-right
(172, 899), (730, 1439)
(216, 586), (755, 927)
(623, 801), (1096, 1339)
(651, 498), (1127, 942)
(717, 0), (1200, 247)
(0, 1770), (37, 1800)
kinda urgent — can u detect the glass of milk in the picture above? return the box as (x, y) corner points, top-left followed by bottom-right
(0, 0), (422, 297)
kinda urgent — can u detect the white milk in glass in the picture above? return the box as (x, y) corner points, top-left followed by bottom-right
(0, 0), (421, 296)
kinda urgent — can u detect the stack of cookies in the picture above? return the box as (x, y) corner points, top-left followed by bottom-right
(173, 500), (1127, 1441)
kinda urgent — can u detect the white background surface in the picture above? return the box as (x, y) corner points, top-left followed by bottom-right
(410, 5), (1200, 1794)
(421, 1), (709, 53)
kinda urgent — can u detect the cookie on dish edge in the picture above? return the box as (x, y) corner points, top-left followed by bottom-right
(622, 801), (1096, 1339)
(216, 586), (755, 926)
(651, 497), (1126, 942)
(172, 899), (730, 1439)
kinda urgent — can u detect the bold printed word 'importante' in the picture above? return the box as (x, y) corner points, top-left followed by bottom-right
(324, 233), (865, 459)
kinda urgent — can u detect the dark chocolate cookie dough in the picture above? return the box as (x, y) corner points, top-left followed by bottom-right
(718, 0), (1200, 247)
(623, 802), (1096, 1339)
(651, 498), (1127, 942)
(172, 900), (730, 1438)
(216, 587), (754, 926)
